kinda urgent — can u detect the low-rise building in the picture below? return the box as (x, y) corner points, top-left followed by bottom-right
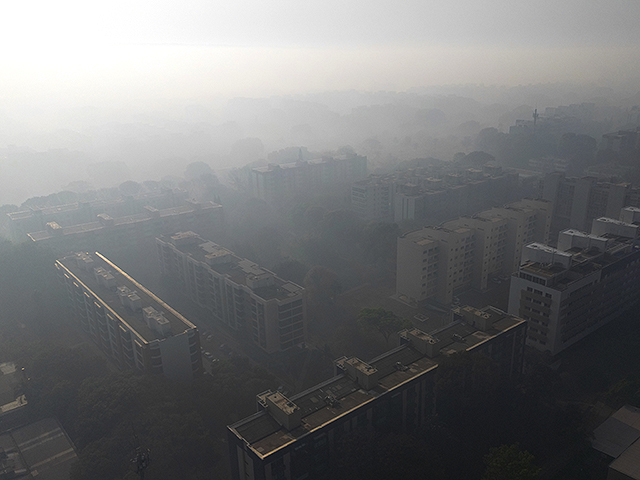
(156, 232), (306, 354)
(0, 418), (78, 480)
(30, 201), (222, 255)
(7, 188), (188, 243)
(227, 306), (526, 480)
(56, 252), (202, 382)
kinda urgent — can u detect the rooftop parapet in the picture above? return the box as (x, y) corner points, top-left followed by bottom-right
(620, 206), (640, 224)
(557, 229), (610, 253)
(592, 217), (640, 239)
(521, 243), (573, 268)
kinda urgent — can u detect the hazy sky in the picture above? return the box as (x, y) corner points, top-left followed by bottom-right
(2, 0), (640, 107)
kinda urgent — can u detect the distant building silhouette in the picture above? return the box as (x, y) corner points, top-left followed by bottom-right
(251, 154), (367, 204)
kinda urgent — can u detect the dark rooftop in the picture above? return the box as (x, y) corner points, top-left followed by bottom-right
(229, 306), (524, 459)
(0, 418), (77, 480)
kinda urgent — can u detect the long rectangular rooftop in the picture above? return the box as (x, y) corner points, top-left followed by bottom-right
(158, 232), (304, 301)
(57, 252), (196, 343)
(28, 202), (221, 242)
(229, 306), (524, 458)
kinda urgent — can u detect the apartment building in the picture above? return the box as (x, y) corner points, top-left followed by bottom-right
(390, 164), (519, 223)
(542, 172), (633, 236)
(479, 198), (552, 274)
(156, 232), (306, 353)
(7, 188), (187, 243)
(227, 305), (526, 480)
(508, 217), (640, 355)
(446, 215), (508, 291)
(56, 252), (202, 382)
(396, 199), (551, 305)
(397, 224), (476, 305)
(251, 155), (367, 204)
(351, 176), (394, 222)
(28, 200), (222, 255)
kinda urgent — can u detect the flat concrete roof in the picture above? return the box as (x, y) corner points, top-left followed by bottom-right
(0, 418), (77, 480)
(229, 307), (524, 459)
(57, 252), (196, 343)
(158, 233), (303, 302)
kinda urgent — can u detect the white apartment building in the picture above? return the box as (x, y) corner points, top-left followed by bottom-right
(56, 252), (202, 382)
(508, 218), (640, 355)
(396, 199), (552, 306)
(397, 225), (476, 305)
(157, 232), (306, 353)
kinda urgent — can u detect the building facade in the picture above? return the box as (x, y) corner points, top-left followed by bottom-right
(156, 232), (306, 354)
(396, 199), (551, 306)
(542, 173), (637, 237)
(508, 217), (640, 355)
(227, 306), (526, 480)
(29, 200), (222, 255)
(7, 188), (188, 243)
(56, 252), (202, 381)
(389, 164), (519, 223)
(251, 155), (367, 204)
(351, 176), (394, 222)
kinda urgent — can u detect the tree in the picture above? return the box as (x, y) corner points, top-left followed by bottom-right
(303, 266), (342, 306)
(482, 444), (541, 480)
(118, 180), (142, 196)
(357, 308), (410, 345)
(360, 222), (400, 266)
(273, 259), (309, 285)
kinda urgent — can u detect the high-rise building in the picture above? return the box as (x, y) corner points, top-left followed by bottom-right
(508, 216), (640, 355)
(156, 232), (306, 353)
(227, 305), (526, 480)
(542, 172), (632, 236)
(397, 224), (476, 305)
(56, 252), (202, 382)
(251, 155), (367, 204)
(390, 164), (519, 223)
(351, 175), (394, 222)
(396, 199), (551, 306)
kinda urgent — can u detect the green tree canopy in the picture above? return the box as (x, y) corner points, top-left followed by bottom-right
(357, 307), (411, 344)
(482, 444), (541, 480)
